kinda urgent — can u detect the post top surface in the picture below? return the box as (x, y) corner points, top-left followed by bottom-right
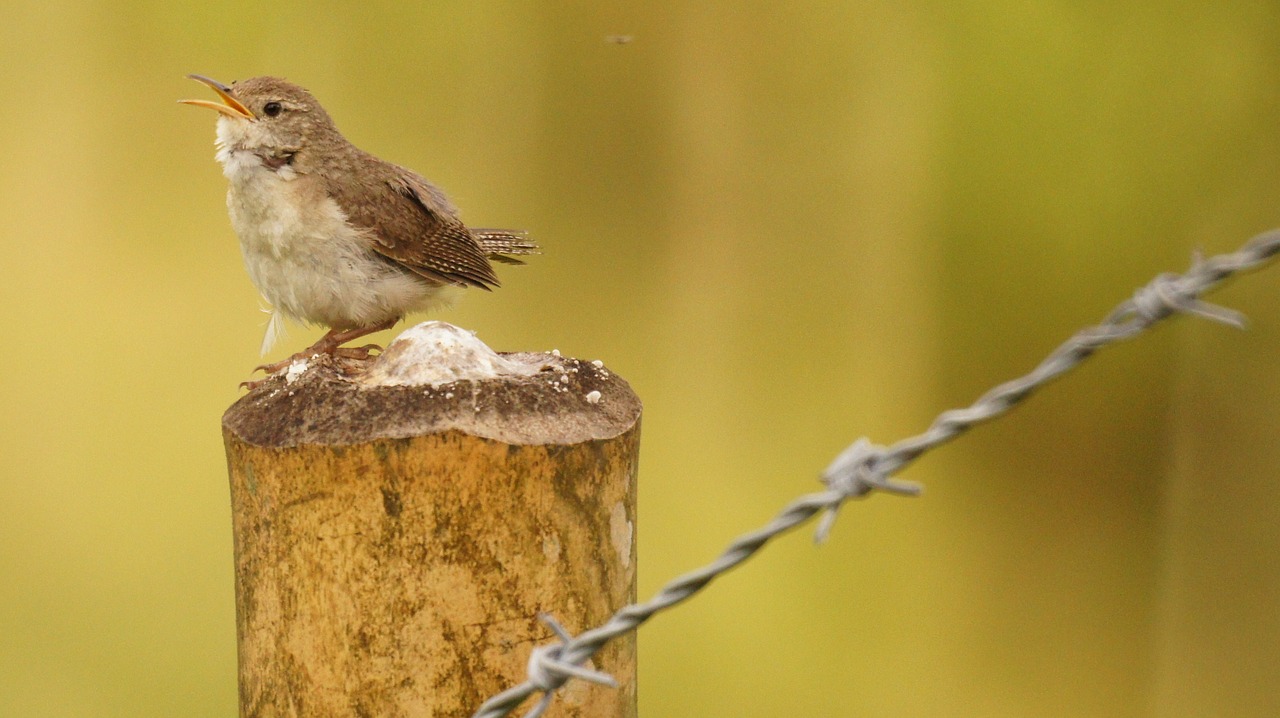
(223, 326), (640, 448)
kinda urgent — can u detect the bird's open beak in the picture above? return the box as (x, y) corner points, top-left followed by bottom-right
(178, 74), (254, 119)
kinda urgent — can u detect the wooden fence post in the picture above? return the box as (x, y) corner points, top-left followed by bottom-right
(221, 322), (640, 717)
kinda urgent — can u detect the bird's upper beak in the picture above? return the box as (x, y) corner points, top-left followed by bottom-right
(178, 74), (254, 119)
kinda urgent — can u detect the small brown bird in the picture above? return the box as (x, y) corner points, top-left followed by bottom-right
(180, 74), (536, 373)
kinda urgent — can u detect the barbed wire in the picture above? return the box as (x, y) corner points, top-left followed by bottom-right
(473, 229), (1280, 718)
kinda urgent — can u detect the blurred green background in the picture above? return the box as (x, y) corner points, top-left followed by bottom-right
(2, 1), (1279, 716)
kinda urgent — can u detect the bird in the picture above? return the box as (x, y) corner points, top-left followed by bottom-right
(180, 74), (536, 378)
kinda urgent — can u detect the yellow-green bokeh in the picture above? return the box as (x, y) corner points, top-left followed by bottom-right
(2, 2), (1278, 716)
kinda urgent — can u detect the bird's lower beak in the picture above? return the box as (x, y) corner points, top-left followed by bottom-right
(178, 74), (254, 119)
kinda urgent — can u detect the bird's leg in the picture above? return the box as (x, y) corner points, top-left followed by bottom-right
(251, 319), (398, 376)
(311, 320), (397, 360)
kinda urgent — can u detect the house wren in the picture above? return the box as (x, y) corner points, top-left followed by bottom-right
(180, 74), (536, 374)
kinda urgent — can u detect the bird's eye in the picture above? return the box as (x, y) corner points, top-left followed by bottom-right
(263, 102), (283, 117)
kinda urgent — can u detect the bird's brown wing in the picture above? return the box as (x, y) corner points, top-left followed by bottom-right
(329, 162), (499, 289)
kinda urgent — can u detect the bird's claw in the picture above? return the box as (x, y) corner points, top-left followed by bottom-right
(252, 357), (294, 375)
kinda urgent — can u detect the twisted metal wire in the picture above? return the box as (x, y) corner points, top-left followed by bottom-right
(474, 229), (1280, 718)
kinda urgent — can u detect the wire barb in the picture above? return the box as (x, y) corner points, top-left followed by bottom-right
(1129, 268), (1248, 329)
(520, 614), (617, 718)
(816, 438), (922, 543)
(471, 229), (1280, 718)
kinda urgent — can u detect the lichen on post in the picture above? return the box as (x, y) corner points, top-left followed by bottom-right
(221, 322), (640, 718)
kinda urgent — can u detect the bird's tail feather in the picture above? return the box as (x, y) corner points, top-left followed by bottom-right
(473, 229), (539, 265)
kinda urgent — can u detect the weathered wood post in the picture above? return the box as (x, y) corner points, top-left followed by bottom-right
(221, 322), (640, 718)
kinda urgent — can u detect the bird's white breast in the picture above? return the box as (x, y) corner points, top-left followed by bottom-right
(213, 118), (450, 350)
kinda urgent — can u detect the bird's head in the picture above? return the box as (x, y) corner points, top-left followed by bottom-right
(180, 75), (343, 163)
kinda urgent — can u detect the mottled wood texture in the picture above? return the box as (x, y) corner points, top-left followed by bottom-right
(222, 354), (640, 717)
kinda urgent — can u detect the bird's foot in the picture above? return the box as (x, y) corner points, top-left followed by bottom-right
(238, 352), (310, 391)
(239, 321), (398, 390)
(239, 344), (384, 391)
(331, 344), (383, 376)
(332, 343), (382, 361)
